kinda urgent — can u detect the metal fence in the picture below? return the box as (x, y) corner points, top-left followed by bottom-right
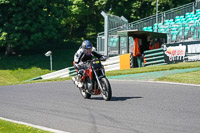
(128, 2), (196, 30)
(97, 11), (128, 56)
(97, 1), (200, 56)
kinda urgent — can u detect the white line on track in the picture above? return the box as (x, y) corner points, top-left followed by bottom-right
(0, 117), (70, 133)
(150, 80), (200, 87)
(109, 79), (200, 87)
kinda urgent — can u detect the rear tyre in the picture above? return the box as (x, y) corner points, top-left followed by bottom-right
(80, 88), (91, 99)
(79, 77), (92, 99)
(101, 78), (112, 101)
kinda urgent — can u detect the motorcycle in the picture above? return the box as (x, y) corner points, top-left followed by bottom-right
(72, 57), (112, 101)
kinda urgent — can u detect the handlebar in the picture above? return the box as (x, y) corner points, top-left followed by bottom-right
(79, 56), (108, 69)
(89, 56), (108, 62)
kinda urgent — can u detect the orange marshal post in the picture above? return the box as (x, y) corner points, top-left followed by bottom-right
(120, 53), (130, 70)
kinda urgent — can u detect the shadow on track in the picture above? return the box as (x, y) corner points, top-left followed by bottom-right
(111, 96), (143, 101)
(90, 96), (143, 101)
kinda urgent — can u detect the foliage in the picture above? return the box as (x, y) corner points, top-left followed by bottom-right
(0, 0), (69, 54)
(66, 0), (105, 40)
(106, 0), (194, 21)
(0, 0), (195, 54)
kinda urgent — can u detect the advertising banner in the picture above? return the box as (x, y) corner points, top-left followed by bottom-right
(163, 41), (200, 64)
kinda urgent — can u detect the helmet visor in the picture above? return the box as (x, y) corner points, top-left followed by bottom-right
(87, 48), (92, 54)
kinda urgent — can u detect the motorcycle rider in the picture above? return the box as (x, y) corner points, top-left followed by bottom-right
(72, 40), (106, 88)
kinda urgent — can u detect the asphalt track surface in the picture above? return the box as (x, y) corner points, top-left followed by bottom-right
(0, 80), (200, 133)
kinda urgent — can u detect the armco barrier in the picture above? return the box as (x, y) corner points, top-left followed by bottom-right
(144, 48), (167, 67)
(40, 66), (77, 80)
(60, 57), (121, 78)
(26, 56), (121, 81)
(102, 55), (120, 71)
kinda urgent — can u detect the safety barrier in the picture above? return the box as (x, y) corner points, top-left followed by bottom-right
(40, 66), (77, 80)
(26, 56), (121, 81)
(102, 55), (120, 71)
(144, 48), (167, 67)
(25, 66), (77, 81)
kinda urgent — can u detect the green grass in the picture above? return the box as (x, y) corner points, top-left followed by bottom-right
(0, 49), (76, 70)
(0, 49), (76, 86)
(0, 67), (50, 86)
(105, 61), (200, 85)
(0, 119), (51, 133)
(106, 61), (200, 76)
(155, 70), (200, 84)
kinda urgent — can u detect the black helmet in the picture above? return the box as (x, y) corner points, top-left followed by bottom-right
(82, 40), (92, 49)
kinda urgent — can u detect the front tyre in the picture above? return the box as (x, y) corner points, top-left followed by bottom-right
(101, 78), (112, 101)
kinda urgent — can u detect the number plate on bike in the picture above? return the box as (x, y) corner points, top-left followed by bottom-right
(93, 61), (100, 64)
(95, 61), (100, 64)
(93, 60), (101, 68)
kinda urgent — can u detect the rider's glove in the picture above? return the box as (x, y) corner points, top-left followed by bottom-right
(100, 55), (108, 61)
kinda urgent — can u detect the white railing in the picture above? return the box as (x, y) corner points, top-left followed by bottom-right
(41, 66), (76, 80)
(28, 56), (121, 81)
(102, 56), (120, 71)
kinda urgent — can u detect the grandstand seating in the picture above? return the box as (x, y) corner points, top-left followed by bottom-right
(142, 10), (200, 43)
(108, 9), (200, 47)
(106, 3), (200, 52)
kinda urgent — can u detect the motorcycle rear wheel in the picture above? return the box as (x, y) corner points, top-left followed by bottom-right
(101, 77), (112, 101)
(79, 88), (91, 99)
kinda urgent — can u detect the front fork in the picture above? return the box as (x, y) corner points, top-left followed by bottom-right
(92, 67), (105, 92)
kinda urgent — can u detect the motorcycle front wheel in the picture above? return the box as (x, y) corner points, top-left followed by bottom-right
(101, 77), (112, 101)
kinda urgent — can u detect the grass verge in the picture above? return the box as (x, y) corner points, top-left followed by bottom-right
(0, 67), (50, 86)
(1, 61), (200, 86)
(0, 48), (76, 86)
(106, 61), (200, 85)
(0, 119), (51, 133)
(155, 70), (200, 84)
(106, 61), (200, 76)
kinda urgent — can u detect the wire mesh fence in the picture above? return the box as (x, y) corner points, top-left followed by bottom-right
(97, 1), (200, 56)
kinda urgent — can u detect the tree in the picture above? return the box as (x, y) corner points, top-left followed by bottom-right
(0, 0), (195, 55)
(108, 0), (194, 22)
(0, 0), (69, 55)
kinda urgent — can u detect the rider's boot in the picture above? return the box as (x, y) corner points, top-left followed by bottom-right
(77, 74), (83, 88)
(72, 77), (76, 84)
(72, 75), (83, 88)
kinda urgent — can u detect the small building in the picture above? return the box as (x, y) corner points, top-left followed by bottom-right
(117, 29), (167, 55)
